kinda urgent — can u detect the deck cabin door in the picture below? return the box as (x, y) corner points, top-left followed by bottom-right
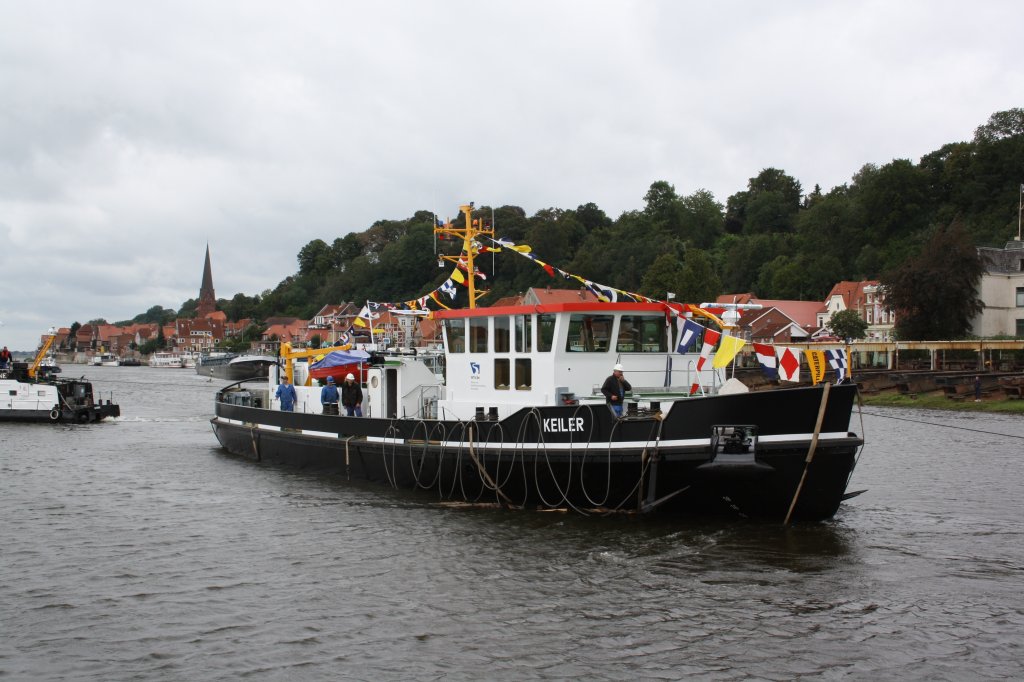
(386, 368), (398, 418)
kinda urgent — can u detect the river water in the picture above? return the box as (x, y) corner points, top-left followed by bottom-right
(2, 366), (1022, 681)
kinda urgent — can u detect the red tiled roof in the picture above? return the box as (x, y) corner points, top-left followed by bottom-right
(490, 295), (522, 307)
(825, 280), (880, 311)
(718, 293), (824, 328)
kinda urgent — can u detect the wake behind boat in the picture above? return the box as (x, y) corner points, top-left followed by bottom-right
(210, 204), (864, 522)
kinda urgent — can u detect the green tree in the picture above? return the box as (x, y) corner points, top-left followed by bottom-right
(726, 168), (802, 235)
(972, 108), (1024, 144)
(573, 202), (612, 234)
(178, 298), (198, 319)
(640, 253), (684, 299)
(332, 233), (364, 268)
(133, 305), (174, 325)
(643, 180), (683, 237)
(676, 248), (722, 304)
(880, 222), (986, 340)
(679, 189), (724, 249)
(298, 239), (334, 276)
(826, 309), (869, 341)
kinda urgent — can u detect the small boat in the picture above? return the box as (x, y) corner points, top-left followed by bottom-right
(210, 206), (865, 522)
(197, 352), (277, 381)
(1, 333), (120, 423)
(38, 355), (62, 375)
(90, 352), (120, 367)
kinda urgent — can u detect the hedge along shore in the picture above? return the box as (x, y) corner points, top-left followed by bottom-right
(860, 392), (1024, 414)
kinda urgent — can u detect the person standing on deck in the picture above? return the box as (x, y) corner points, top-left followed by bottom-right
(341, 372), (363, 417)
(321, 376), (340, 415)
(275, 375), (297, 412)
(0, 346), (11, 369)
(601, 363), (632, 417)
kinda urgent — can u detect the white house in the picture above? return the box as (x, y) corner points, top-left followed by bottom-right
(972, 239), (1024, 337)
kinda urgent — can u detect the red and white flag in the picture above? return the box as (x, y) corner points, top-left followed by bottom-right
(776, 346), (801, 382)
(689, 328), (721, 394)
(695, 329), (720, 371)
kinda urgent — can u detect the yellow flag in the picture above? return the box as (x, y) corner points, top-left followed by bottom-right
(450, 268), (466, 284)
(508, 244), (532, 253)
(712, 335), (746, 368)
(804, 349), (827, 385)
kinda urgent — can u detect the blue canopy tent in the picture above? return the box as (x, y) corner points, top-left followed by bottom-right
(309, 349), (371, 381)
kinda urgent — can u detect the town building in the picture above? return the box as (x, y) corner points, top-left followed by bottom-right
(816, 280), (895, 341)
(973, 238), (1024, 337)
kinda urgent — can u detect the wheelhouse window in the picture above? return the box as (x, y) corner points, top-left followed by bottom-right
(616, 316), (641, 352)
(494, 358), (510, 389)
(617, 315), (667, 352)
(469, 318), (488, 353)
(515, 359), (532, 390)
(494, 316), (510, 353)
(565, 314), (613, 352)
(537, 314), (556, 352)
(444, 319), (466, 353)
(515, 315), (532, 353)
(639, 315), (669, 352)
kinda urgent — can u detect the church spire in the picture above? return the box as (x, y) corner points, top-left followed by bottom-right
(197, 244), (216, 318)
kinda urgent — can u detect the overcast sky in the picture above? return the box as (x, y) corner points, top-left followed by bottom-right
(1, 1), (1021, 351)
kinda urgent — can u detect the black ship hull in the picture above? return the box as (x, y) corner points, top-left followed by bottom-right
(0, 402), (121, 424)
(211, 383), (863, 521)
(198, 357), (276, 381)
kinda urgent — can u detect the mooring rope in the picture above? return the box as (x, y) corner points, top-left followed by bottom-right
(858, 409), (1024, 440)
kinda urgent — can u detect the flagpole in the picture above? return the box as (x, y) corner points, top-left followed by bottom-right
(366, 300), (374, 349)
(1018, 183), (1022, 241)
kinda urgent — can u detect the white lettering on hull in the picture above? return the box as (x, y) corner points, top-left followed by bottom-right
(542, 417), (585, 433)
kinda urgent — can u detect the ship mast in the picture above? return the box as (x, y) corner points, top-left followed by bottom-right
(434, 203), (493, 308)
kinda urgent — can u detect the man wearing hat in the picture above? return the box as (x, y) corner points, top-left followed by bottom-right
(320, 376), (340, 415)
(601, 363), (632, 417)
(341, 372), (363, 417)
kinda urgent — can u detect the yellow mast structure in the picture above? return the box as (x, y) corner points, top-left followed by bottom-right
(28, 329), (57, 380)
(434, 203), (493, 309)
(279, 341), (356, 386)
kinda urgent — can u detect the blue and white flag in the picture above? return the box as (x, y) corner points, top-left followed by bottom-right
(676, 318), (705, 354)
(825, 348), (849, 383)
(439, 279), (457, 300)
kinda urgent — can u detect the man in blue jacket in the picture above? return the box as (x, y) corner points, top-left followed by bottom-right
(275, 375), (297, 412)
(321, 376), (340, 415)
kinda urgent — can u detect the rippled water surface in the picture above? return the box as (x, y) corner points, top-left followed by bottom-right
(2, 366), (1023, 680)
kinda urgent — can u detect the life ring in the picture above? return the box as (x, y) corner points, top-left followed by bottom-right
(49, 408), (60, 421)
